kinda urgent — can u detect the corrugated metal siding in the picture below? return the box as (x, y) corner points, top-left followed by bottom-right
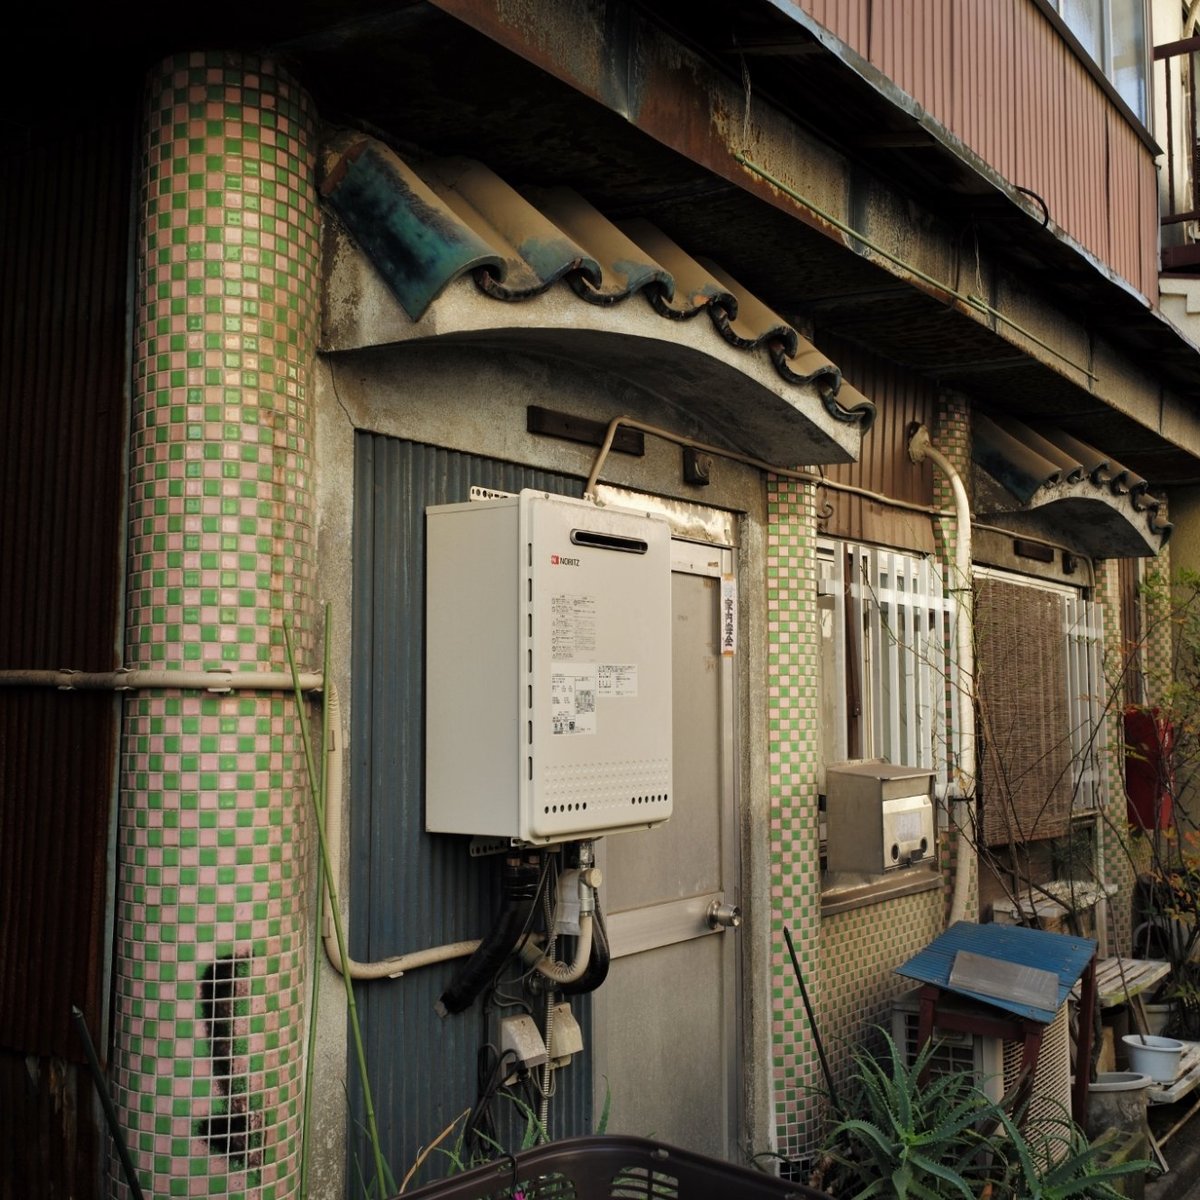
(0, 114), (132, 1198)
(817, 336), (936, 553)
(0, 119), (130, 1055)
(794, 0), (1159, 301)
(350, 435), (593, 1187)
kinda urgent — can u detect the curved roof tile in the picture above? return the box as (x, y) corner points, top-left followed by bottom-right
(973, 411), (1169, 555)
(320, 130), (875, 430)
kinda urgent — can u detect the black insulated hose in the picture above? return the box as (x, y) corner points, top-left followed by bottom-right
(436, 854), (542, 1016)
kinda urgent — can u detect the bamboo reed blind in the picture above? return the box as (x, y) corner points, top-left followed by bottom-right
(976, 576), (1075, 845)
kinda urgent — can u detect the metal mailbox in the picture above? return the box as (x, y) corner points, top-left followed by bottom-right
(826, 761), (935, 874)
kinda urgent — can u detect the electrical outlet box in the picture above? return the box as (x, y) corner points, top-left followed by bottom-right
(547, 1001), (583, 1063)
(426, 490), (673, 845)
(499, 1014), (548, 1073)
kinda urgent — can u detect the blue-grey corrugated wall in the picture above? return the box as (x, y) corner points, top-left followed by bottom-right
(349, 433), (592, 1189)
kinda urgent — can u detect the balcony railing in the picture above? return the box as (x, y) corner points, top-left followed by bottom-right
(1156, 35), (1200, 270)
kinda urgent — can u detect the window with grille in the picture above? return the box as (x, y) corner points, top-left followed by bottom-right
(817, 539), (956, 798)
(974, 570), (1107, 847)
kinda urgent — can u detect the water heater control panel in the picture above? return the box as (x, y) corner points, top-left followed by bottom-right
(425, 490), (673, 845)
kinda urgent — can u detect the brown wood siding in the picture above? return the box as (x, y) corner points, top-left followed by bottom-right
(0, 117), (131, 1062)
(817, 334), (936, 553)
(794, 0), (1159, 302)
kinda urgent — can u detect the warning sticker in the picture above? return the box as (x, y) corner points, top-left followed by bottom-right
(551, 664), (598, 735)
(597, 663), (638, 698)
(551, 594), (597, 660)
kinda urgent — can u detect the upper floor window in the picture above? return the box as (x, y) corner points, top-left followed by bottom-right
(1050, 0), (1149, 123)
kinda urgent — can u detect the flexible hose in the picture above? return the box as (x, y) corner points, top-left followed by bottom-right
(518, 915), (594, 985)
(558, 897), (610, 995)
(436, 857), (542, 1015)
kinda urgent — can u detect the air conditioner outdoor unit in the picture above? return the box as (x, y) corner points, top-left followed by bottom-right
(891, 988), (1072, 1156)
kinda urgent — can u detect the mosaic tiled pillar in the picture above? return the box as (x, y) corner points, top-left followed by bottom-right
(765, 478), (824, 1156)
(1095, 559), (1139, 952)
(932, 395), (975, 921)
(1142, 528), (1174, 707)
(111, 53), (319, 1200)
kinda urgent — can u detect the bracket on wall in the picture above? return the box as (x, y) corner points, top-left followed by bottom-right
(527, 405), (645, 456)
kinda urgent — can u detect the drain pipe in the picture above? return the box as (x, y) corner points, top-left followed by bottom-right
(321, 684), (480, 978)
(908, 425), (977, 925)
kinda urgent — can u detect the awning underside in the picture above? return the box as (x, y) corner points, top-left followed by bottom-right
(973, 411), (1170, 558)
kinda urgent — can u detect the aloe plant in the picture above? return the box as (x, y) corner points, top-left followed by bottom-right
(992, 1108), (1145, 1200)
(819, 1032), (1000, 1198)
(818, 1032), (1149, 1199)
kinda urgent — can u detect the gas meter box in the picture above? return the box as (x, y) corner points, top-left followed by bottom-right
(825, 761), (935, 874)
(425, 490), (673, 845)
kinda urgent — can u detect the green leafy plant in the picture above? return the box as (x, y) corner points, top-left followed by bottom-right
(815, 1032), (1149, 1199)
(991, 1109), (1143, 1200)
(815, 1032), (1002, 1198)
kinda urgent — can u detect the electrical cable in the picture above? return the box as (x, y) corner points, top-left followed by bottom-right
(437, 854), (543, 1016)
(492, 853), (556, 997)
(463, 1044), (521, 1159)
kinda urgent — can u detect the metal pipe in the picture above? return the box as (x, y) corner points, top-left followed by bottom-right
(584, 414), (941, 516)
(0, 667), (323, 693)
(320, 682), (480, 979)
(908, 425), (977, 926)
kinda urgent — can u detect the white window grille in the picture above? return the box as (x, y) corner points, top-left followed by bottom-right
(817, 539), (956, 800)
(1062, 585), (1108, 816)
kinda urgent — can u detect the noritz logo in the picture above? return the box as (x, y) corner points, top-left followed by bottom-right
(550, 554), (581, 566)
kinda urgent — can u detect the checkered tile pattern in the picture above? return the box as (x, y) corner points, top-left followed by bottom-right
(768, 452), (957, 1162)
(765, 478), (824, 1154)
(819, 892), (945, 1083)
(112, 52), (318, 1200)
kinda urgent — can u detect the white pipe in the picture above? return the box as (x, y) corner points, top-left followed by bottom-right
(321, 683), (480, 979)
(0, 667), (323, 692)
(908, 425), (977, 925)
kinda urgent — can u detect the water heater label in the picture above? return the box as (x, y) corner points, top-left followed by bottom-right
(550, 664), (598, 735)
(597, 663), (638, 697)
(550, 593), (597, 659)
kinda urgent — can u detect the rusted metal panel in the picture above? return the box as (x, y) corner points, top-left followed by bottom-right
(816, 335), (936, 553)
(0, 107), (131, 1084)
(790, 0), (1159, 301)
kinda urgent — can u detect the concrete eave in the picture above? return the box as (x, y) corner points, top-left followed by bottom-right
(321, 222), (863, 465)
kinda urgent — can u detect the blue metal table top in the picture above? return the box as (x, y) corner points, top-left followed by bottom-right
(896, 920), (1097, 1024)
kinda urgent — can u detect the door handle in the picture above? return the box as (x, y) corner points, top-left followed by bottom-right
(707, 899), (742, 930)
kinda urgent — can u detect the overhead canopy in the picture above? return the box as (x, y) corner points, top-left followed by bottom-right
(973, 411), (1171, 558)
(319, 130), (875, 465)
